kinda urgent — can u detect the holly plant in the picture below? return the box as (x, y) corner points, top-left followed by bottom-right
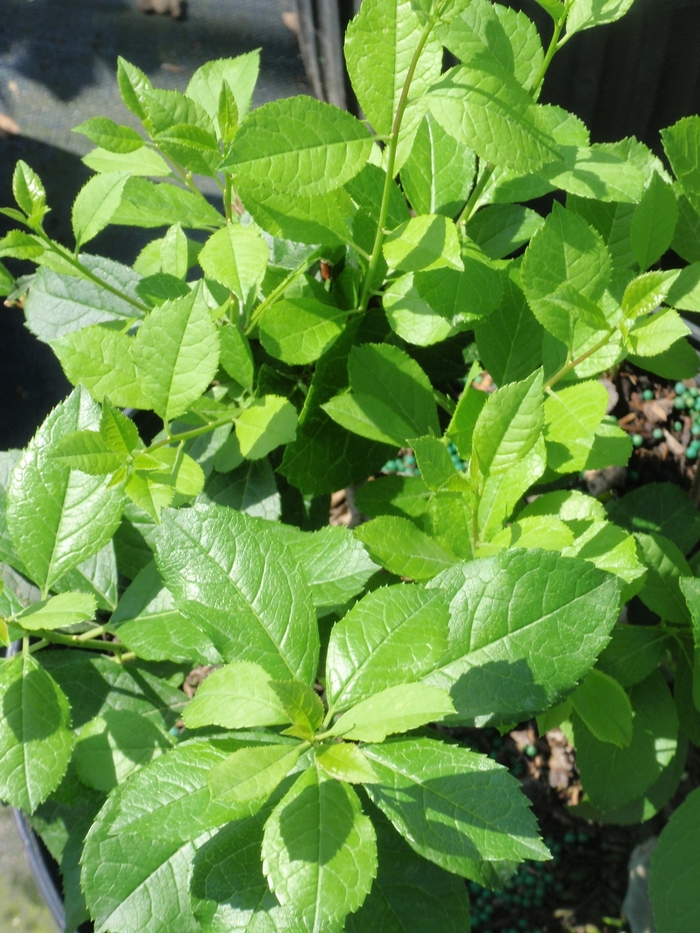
(2, 0), (700, 931)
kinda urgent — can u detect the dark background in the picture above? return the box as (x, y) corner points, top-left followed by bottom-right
(2, 0), (700, 451)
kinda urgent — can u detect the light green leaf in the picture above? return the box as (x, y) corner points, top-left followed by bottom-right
(355, 516), (457, 581)
(472, 369), (544, 478)
(159, 223), (189, 279)
(411, 246), (505, 325)
(630, 171), (678, 271)
(72, 172), (129, 249)
(446, 367), (488, 459)
(544, 379), (609, 473)
(82, 146), (170, 177)
(328, 683), (454, 742)
(260, 298), (349, 365)
(51, 323), (150, 410)
(184, 661), (289, 730)
(478, 435), (546, 543)
(125, 472), (174, 523)
(649, 785), (700, 933)
(224, 96), (373, 197)
(566, 0), (636, 36)
(363, 737), (549, 877)
(132, 283), (220, 421)
(628, 337), (699, 381)
(17, 591), (96, 631)
(116, 56), (152, 120)
(6, 387), (125, 591)
(219, 323), (254, 391)
(316, 744), (377, 785)
(261, 766), (377, 931)
(426, 63), (560, 174)
(662, 115), (700, 217)
(74, 116), (144, 153)
(100, 401), (141, 457)
(572, 671), (677, 811)
(208, 744), (302, 815)
(409, 436), (456, 491)
(51, 430), (126, 475)
(563, 521), (647, 601)
(538, 143), (649, 203)
(73, 709), (173, 792)
(111, 177), (226, 230)
(0, 229), (45, 260)
(271, 681), (324, 741)
(186, 51), (260, 128)
(621, 270), (679, 318)
(323, 393), (407, 448)
(479, 515), (574, 554)
(12, 160), (47, 223)
(666, 262), (700, 312)
(81, 739), (256, 933)
(198, 224), (269, 306)
(400, 112), (476, 217)
(625, 308), (690, 357)
(383, 272), (460, 347)
(634, 532), (691, 624)
(425, 549), (622, 725)
(520, 488), (606, 524)
(571, 668), (633, 746)
(567, 195), (636, 269)
(0, 654), (75, 812)
(467, 204), (544, 260)
(475, 278), (544, 386)
(344, 0), (443, 138)
(156, 503), (319, 682)
(383, 214), (463, 273)
(278, 524), (378, 615)
(521, 203), (612, 346)
(235, 395), (297, 460)
(326, 585), (449, 713)
(345, 801), (471, 933)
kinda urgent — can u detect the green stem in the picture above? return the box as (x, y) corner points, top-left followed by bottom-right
(456, 160), (496, 226)
(35, 232), (150, 313)
(543, 330), (614, 391)
(28, 640), (48, 655)
(146, 415), (236, 453)
(246, 258), (312, 333)
(530, 7), (568, 102)
(357, 12), (441, 313)
(224, 173), (233, 223)
(75, 624), (107, 642)
(31, 630), (125, 654)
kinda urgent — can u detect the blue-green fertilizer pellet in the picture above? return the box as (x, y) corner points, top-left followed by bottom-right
(674, 397), (687, 410)
(652, 428), (664, 440)
(675, 381), (688, 395)
(631, 434), (643, 447)
(642, 389), (654, 400)
(687, 446), (698, 460)
(674, 421), (683, 432)
(692, 424), (700, 437)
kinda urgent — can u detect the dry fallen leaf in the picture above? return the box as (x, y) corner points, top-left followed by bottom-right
(0, 113), (20, 136)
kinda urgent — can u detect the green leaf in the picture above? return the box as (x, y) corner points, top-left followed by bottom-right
(100, 401), (141, 457)
(345, 0), (442, 139)
(521, 203), (612, 346)
(477, 436), (546, 543)
(186, 51), (260, 128)
(0, 229), (45, 260)
(345, 801), (471, 933)
(132, 283), (220, 421)
(0, 654), (75, 812)
(354, 474), (431, 524)
(208, 744), (302, 815)
(596, 624), (667, 687)
(235, 395), (297, 459)
(468, 204), (544, 260)
(409, 436), (456, 491)
(109, 560), (216, 663)
(628, 337), (699, 380)
(328, 683), (455, 742)
(672, 193), (700, 263)
(6, 387), (125, 592)
(74, 116), (144, 153)
(472, 369), (544, 478)
(649, 786), (700, 933)
(567, 195), (636, 269)
(156, 503), (319, 681)
(271, 680), (324, 741)
(71, 171), (129, 249)
(572, 671), (678, 811)
(24, 259), (144, 344)
(73, 709), (173, 792)
(562, 521), (646, 601)
(680, 577), (700, 711)
(544, 380), (609, 473)
(400, 112), (476, 217)
(261, 766), (377, 930)
(51, 429), (126, 474)
(198, 224), (269, 306)
(538, 142), (650, 204)
(12, 160), (47, 225)
(315, 744), (378, 785)
(607, 482), (700, 555)
(355, 515), (457, 581)
(124, 472), (174, 523)
(383, 272), (460, 347)
(621, 270), (678, 319)
(81, 739), (251, 933)
(200, 458), (281, 521)
(383, 214), (463, 273)
(17, 591), (96, 631)
(425, 550), (622, 725)
(635, 532), (691, 624)
(446, 368), (488, 459)
(260, 298), (349, 366)
(51, 323), (150, 410)
(571, 668), (633, 746)
(625, 307), (689, 357)
(183, 662), (288, 729)
(426, 63), (560, 174)
(110, 177), (226, 230)
(224, 96), (373, 196)
(479, 515), (574, 555)
(566, 0), (636, 36)
(219, 322), (254, 391)
(630, 172), (678, 271)
(661, 115), (700, 216)
(475, 280), (544, 387)
(326, 585), (449, 713)
(82, 146), (170, 177)
(277, 525), (379, 614)
(666, 261), (700, 312)
(116, 57), (152, 120)
(363, 737), (549, 877)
